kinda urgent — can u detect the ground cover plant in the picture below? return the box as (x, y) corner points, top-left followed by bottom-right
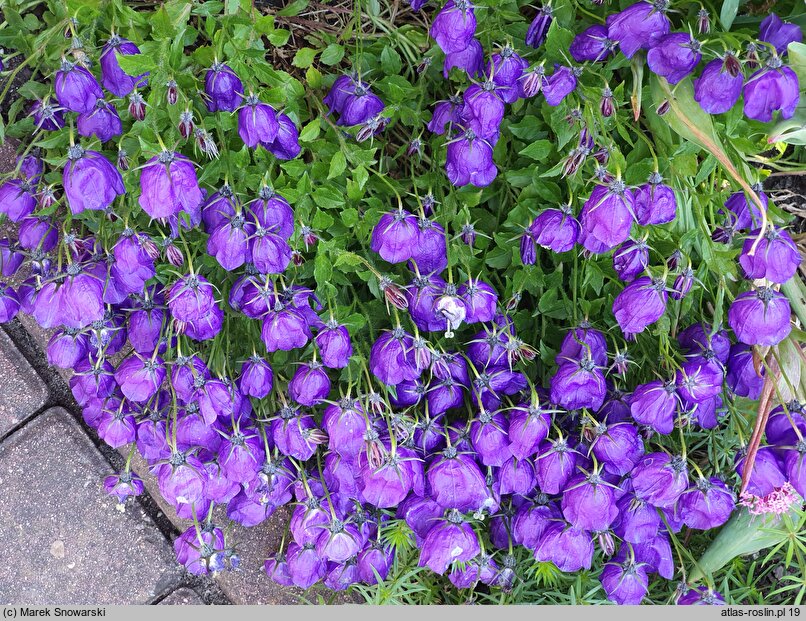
(0, 0), (805, 606)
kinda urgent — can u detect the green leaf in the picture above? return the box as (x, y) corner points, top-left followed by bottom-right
(292, 47), (318, 68)
(380, 46), (402, 75)
(312, 186), (344, 209)
(116, 53), (158, 76)
(299, 120), (321, 142)
(320, 44), (344, 66)
(719, 0), (739, 31)
(267, 29), (290, 47)
(518, 140), (553, 161)
(328, 151), (347, 179)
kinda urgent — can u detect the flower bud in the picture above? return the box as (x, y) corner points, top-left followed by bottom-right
(39, 185), (58, 209)
(301, 225), (318, 249)
(128, 92), (146, 120)
(697, 8), (710, 34)
(656, 100), (671, 116)
(195, 127), (219, 159)
(671, 265), (695, 300)
(379, 277), (408, 310)
(179, 110), (194, 139)
(600, 86), (614, 117)
(291, 250), (304, 266)
(407, 138), (422, 157)
(416, 56), (432, 74)
(460, 223), (477, 246)
(166, 80), (178, 105)
(117, 149), (129, 171)
(164, 239), (185, 266)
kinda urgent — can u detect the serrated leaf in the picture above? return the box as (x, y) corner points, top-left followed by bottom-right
(320, 44), (344, 66)
(292, 47), (317, 68)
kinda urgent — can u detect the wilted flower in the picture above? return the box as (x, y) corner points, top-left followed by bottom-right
(743, 58), (800, 123)
(646, 33), (702, 84)
(759, 13), (803, 55)
(694, 55), (744, 114)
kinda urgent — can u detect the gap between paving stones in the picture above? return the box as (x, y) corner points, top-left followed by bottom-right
(0, 320), (231, 605)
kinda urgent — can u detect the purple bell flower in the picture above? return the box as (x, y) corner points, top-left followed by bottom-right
(168, 274), (216, 323)
(543, 65), (577, 106)
(557, 323), (608, 365)
(694, 55), (744, 114)
(760, 13), (803, 55)
(289, 361), (331, 406)
(726, 344), (764, 399)
(0, 179), (36, 222)
(369, 327), (418, 385)
(115, 354), (165, 403)
(208, 212), (254, 271)
(316, 320), (352, 368)
(535, 437), (577, 494)
(722, 187), (767, 230)
(461, 82), (505, 144)
(631, 452), (689, 508)
(606, 1), (671, 59)
(530, 205), (580, 253)
(204, 62), (243, 112)
(743, 59), (800, 122)
(592, 422), (645, 475)
(100, 35), (146, 97)
(30, 99), (65, 131)
(579, 180), (636, 253)
(728, 287), (792, 346)
(678, 587), (726, 606)
(735, 447), (787, 498)
(570, 25), (616, 62)
(550, 357), (607, 411)
(59, 264), (105, 329)
(262, 303), (311, 352)
(338, 84), (385, 127)
(613, 238), (649, 282)
(324, 73), (365, 114)
(739, 226), (800, 284)
(458, 277), (497, 324)
(286, 543), (326, 589)
(561, 471), (618, 531)
(487, 46), (528, 103)
(678, 323), (731, 364)
(508, 403), (552, 460)
(238, 94), (279, 148)
(239, 355), (274, 398)
(630, 379), (678, 434)
(77, 99), (122, 142)
(676, 357), (724, 403)
(613, 276), (668, 339)
(428, 95), (463, 135)
(633, 173), (677, 225)
(410, 218), (448, 275)
(265, 554), (293, 586)
(54, 60), (103, 113)
(601, 559), (649, 605)
(428, 447), (489, 512)
(512, 497), (561, 549)
(370, 208), (419, 263)
(430, 0), (477, 54)
(46, 328), (88, 369)
(679, 477), (735, 530)
(139, 151), (203, 220)
(534, 522), (593, 572)
(418, 509), (480, 575)
(445, 128), (497, 188)
(0, 284), (20, 323)
(525, 5), (553, 48)
(646, 33), (702, 84)
(470, 410), (511, 467)
(103, 471), (144, 504)
(18, 217), (57, 252)
(265, 112), (302, 160)
(63, 146), (125, 215)
(613, 493), (660, 543)
(444, 38), (484, 78)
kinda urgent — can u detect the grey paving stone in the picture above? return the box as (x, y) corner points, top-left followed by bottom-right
(0, 328), (49, 436)
(158, 588), (205, 605)
(0, 408), (183, 604)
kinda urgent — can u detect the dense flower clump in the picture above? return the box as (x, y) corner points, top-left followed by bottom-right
(0, 0), (803, 606)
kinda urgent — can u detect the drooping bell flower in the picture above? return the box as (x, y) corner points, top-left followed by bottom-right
(743, 58), (800, 122)
(630, 379), (678, 435)
(77, 99), (123, 142)
(605, 1), (671, 59)
(0, 179), (37, 222)
(247, 186), (294, 240)
(369, 327), (418, 385)
(338, 84), (385, 127)
(262, 302), (312, 352)
(726, 344), (764, 399)
(512, 496), (561, 549)
(204, 61), (243, 112)
(100, 35), (147, 97)
(264, 553), (294, 586)
(676, 357), (724, 403)
(316, 320), (352, 368)
(470, 410), (511, 467)
(679, 477), (735, 530)
(46, 327), (88, 369)
(418, 509), (480, 575)
(359, 449), (416, 508)
(238, 94), (279, 148)
(534, 522), (593, 572)
(63, 146), (125, 215)
(550, 356), (607, 411)
(543, 65), (577, 106)
(461, 81), (505, 144)
(286, 543), (326, 589)
(272, 408), (324, 461)
(487, 45), (528, 103)
(238, 354), (274, 398)
(127, 296), (164, 355)
(138, 151), (203, 220)
(735, 447), (787, 498)
(557, 322), (608, 368)
(592, 422), (644, 475)
(694, 55), (744, 114)
(529, 205), (580, 253)
(54, 60), (103, 113)
(445, 128), (497, 188)
(728, 287), (792, 346)
(207, 211), (254, 271)
(646, 33), (702, 84)
(104, 471), (144, 504)
(579, 180), (635, 253)
(370, 208), (419, 263)
(535, 437), (577, 494)
(508, 403), (551, 460)
(427, 447), (489, 511)
(324, 73), (365, 114)
(760, 13), (803, 55)
(721, 186), (767, 230)
(613, 238), (649, 282)
(570, 24), (616, 62)
(678, 587), (726, 606)
(631, 452), (689, 508)
(168, 273), (216, 323)
(111, 229), (156, 294)
(428, 95), (464, 135)
(561, 471), (618, 531)
(633, 172), (677, 225)
(114, 354), (165, 403)
(739, 225), (800, 284)
(410, 218), (448, 275)
(613, 276), (668, 339)
(289, 361), (331, 406)
(218, 428), (265, 484)
(430, 0), (477, 54)
(600, 560), (649, 605)
(0, 285), (20, 323)
(458, 277), (497, 324)
(525, 5), (553, 48)
(265, 112), (302, 160)
(448, 553), (499, 588)
(443, 38), (484, 78)
(59, 264), (106, 329)
(30, 99), (65, 131)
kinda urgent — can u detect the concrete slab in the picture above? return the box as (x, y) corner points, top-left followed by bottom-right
(0, 328), (49, 436)
(0, 408), (183, 604)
